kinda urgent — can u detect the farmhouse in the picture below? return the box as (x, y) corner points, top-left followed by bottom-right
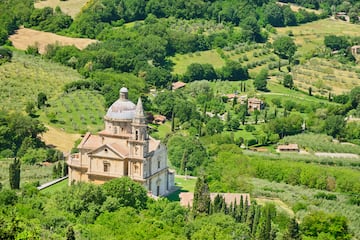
(179, 192), (251, 207)
(172, 81), (186, 90)
(276, 144), (299, 152)
(67, 87), (174, 196)
(247, 97), (264, 111)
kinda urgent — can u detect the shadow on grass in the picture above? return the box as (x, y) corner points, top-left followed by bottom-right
(166, 187), (189, 202)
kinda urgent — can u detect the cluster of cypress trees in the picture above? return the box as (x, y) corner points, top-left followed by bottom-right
(192, 176), (300, 239)
(52, 161), (68, 179)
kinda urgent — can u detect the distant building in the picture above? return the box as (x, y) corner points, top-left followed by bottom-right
(247, 97), (264, 111)
(179, 192), (251, 207)
(67, 87), (174, 196)
(172, 81), (186, 90)
(153, 115), (166, 125)
(277, 144), (299, 152)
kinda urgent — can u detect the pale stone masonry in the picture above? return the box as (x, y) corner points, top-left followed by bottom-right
(68, 87), (174, 196)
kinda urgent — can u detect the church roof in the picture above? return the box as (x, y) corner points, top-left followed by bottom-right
(105, 87), (136, 120)
(78, 132), (103, 150)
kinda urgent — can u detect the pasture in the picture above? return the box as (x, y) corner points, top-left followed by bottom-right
(0, 51), (81, 112)
(34, 0), (90, 18)
(9, 27), (97, 54)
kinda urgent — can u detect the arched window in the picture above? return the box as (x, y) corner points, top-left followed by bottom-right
(135, 130), (139, 140)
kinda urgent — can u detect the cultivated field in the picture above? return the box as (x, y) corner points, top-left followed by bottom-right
(39, 90), (106, 134)
(0, 52), (82, 111)
(34, 0), (90, 18)
(276, 1), (322, 14)
(41, 125), (81, 153)
(275, 18), (360, 55)
(292, 58), (360, 95)
(9, 27), (97, 54)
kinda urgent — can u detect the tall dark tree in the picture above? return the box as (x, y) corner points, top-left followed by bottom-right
(66, 225), (76, 240)
(193, 175), (211, 215)
(283, 218), (301, 240)
(9, 158), (20, 189)
(283, 74), (294, 89)
(37, 92), (48, 109)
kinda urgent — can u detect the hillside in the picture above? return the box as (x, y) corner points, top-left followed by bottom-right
(9, 27), (97, 54)
(0, 51), (82, 112)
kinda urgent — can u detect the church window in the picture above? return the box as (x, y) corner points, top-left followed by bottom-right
(135, 130), (139, 140)
(156, 185), (160, 196)
(158, 160), (161, 169)
(104, 162), (110, 172)
(134, 163), (139, 174)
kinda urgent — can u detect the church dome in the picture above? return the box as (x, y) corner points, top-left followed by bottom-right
(104, 87), (136, 120)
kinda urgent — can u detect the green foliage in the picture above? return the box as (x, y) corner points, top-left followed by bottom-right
(254, 68), (268, 91)
(0, 189), (18, 205)
(301, 211), (351, 239)
(0, 48), (13, 65)
(167, 135), (208, 175)
(273, 36), (297, 62)
(324, 35), (350, 51)
(220, 60), (249, 81)
(102, 177), (148, 210)
(9, 158), (20, 189)
(280, 133), (360, 154)
(283, 74), (294, 89)
(193, 175), (211, 215)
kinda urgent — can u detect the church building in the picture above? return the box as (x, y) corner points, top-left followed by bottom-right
(67, 87), (174, 196)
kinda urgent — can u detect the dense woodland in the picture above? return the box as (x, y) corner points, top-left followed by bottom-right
(1, 0), (360, 238)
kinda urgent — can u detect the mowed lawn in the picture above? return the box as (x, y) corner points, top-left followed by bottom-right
(171, 50), (225, 75)
(166, 176), (197, 202)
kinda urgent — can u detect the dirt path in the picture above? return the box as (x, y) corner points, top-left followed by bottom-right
(9, 27), (97, 54)
(255, 196), (294, 217)
(41, 125), (81, 153)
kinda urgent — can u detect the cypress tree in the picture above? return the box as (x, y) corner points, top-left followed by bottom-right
(52, 164), (58, 178)
(193, 175), (211, 215)
(283, 217), (301, 240)
(213, 194), (222, 213)
(251, 205), (260, 236)
(9, 158), (20, 189)
(171, 110), (175, 132)
(63, 161), (68, 176)
(239, 195), (244, 222)
(66, 225), (76, 240)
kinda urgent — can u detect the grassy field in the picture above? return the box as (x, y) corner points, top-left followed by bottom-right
(275, 18), (360, 55)
(171, 50), (226, 75)
(166, 176), (197, 201)
(41, 178), (68, 194)
(0, 51), (82, 112)
(41, 125), (81, 152)
(9, 27), (97, 54)
(34, 0), (90, 18)
(0, 159), (53, 188)
(39, 90), (106, 134)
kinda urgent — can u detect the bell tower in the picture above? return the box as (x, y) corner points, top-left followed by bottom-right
(129, 97), (149, 159)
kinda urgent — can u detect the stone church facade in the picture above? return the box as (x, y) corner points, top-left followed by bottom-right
(67, 87), (174, 196)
